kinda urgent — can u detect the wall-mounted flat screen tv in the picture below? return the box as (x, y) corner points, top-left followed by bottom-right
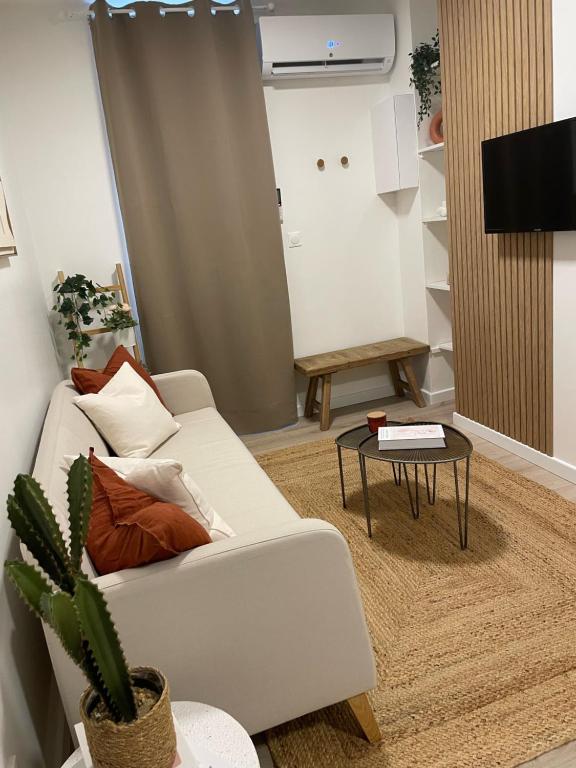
(482, 116), (576, 233)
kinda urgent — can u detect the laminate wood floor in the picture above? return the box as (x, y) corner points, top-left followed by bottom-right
(242, 394), (576, 768)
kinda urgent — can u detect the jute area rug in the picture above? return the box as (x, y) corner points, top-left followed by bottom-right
(259, 439), (576, 768)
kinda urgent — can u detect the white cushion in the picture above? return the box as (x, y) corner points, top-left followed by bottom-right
(73, 363), (181, 458)
(63, 455), (235, 542)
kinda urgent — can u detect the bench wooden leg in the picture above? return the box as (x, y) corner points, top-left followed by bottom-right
(399, 359), (426, 408)
(347, 693), (382, 744)
(320, 374), (332, 431)
(388, 360), (404, 398)
(304, 376), (319, 418)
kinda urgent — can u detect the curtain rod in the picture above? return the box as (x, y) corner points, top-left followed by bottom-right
(62, 3), (275, 22)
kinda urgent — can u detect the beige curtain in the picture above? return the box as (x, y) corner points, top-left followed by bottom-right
(90, 0), (296, 433)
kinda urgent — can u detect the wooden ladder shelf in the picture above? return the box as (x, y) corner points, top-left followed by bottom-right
(57, 262), (142, 367)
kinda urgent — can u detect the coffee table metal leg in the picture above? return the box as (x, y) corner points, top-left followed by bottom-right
(425, 464), (437, 505)
(392, 462), (401, 486)
(360, 454), (372, 538)
(397, 463), (402, 486)
(464, 456), (470, 548)
(454, 459), (470, 550)
(414, 464), (420, 519)
(337, 445), (347, 509)
(402, 464), (420, 520)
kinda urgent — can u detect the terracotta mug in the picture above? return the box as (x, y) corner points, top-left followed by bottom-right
(367, 410), (387, 433)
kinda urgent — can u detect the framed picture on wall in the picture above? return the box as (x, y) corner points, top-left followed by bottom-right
(0, 177), (16, 257)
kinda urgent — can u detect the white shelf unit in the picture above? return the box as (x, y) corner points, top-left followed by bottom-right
(431, 341), (453, 353)
(426, 280), (450, 292)
(423, 215), (447, 224)
(419, 143), (454, 396)
(371, 94), (419, 194)
(419, 141), (444, 156)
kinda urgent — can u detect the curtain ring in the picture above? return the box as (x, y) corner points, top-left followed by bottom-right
(210, 5), (241, 15)
(107, 8), (137, 19)
(159, 6), (195, 16)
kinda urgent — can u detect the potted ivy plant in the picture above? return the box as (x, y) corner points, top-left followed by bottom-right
(4, 456), (176, 768)
(53, 275), (138, 367)
(53, 275), (114, 367)
(409, 30), (441, 129)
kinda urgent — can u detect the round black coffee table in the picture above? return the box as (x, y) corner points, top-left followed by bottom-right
(335, 422), (473, 549)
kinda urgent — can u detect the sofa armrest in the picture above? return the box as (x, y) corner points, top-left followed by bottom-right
(48, 519), (377, 735)
(152, 370), (216, 415)
(98, 519), (377, 733)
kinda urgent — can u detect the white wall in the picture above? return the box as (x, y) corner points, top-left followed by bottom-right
(263, 0), (412, 412)
(0, 0), (131, 373)
(0, 1), (129, 763)
(265, 78), (405, 410)
(0, 144), (64, 767)
(552, 0), (576, 465)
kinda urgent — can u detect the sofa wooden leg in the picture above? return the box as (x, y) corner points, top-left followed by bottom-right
(347, 693), (382, 744)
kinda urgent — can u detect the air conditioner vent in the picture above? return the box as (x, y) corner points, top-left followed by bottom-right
(260, 14), (396, 81)
(272, 58), (384, 69)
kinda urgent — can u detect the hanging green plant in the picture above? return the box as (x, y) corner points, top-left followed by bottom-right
(53, 275), (138, 367)
(102, 303), (138, 333)
(409, 31), (441, 127)
(53, 275), (114, 367)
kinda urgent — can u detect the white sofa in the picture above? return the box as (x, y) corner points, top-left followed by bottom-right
(32, 370), (378, 737)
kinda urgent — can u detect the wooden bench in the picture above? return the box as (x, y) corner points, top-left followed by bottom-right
(294, 337), (430, 431)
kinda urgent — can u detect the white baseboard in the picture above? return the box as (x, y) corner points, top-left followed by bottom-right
(422, 386), (455, 406)
(296, 383), (455, 416)
(453, 412), (576, 484)
(296, 383), (396, 417)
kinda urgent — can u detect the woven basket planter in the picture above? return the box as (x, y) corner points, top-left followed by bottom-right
(80, 667), (176, 768)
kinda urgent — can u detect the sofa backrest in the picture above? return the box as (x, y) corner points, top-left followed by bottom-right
(31, 380), (110, 578)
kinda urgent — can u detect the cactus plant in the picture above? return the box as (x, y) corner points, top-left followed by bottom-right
(4, 456), (138, 723)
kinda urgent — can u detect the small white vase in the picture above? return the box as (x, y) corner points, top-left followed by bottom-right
(113, 327), (136, 349)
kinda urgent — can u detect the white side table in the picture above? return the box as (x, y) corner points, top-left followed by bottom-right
(61, 701), (260, 768)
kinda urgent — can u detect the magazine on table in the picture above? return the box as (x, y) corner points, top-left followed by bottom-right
(378, 424), (446, 450)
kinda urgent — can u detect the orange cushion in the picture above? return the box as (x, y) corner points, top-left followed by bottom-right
(86, 451), (211, 575)
(71, 346), (169, 410)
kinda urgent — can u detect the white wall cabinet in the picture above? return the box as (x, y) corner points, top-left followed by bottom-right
(371, 93), (418, 194)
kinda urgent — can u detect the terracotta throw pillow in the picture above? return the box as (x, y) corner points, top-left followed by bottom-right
(71, 345), (169, 410)
(86, 451), (211, 575)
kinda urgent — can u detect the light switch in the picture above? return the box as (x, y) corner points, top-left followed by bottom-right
(288, 231), (302, 248)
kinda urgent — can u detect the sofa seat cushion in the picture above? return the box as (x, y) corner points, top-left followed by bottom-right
(150, 407), (299, 535)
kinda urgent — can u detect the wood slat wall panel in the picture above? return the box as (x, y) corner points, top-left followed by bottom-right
(438, 0), (553, 454)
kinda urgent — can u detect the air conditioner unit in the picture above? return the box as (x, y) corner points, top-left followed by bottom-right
(259, 14), (395, 80)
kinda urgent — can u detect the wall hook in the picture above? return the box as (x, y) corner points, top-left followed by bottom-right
(340, 156), (349, 167)
(317, 159), (325, 170)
